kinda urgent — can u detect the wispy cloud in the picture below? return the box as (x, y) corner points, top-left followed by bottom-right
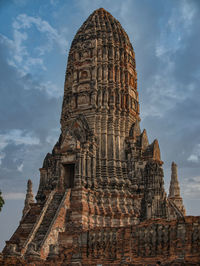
(17, 163), (24, 172)
(156, 0), (196, 59)
(13, 13), (68, 53)
(182, 176), (200, 199)
(36, 81), (63, 98)
(0, 129), (40, 150)
(1, 13), (68, 76)
(187, 144), (200, 163)
(0, 130), (40, 173)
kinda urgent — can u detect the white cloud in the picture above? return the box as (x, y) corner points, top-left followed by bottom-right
(156, 0), (196, 60)
(180, 0), (196, 29)
(182, 176), (200, 199)
(13, 29), (28, 64)
(187, 154), (198, 163)
(36, 81), (62, 98)
(168, 0), (196, 32)
(3, 192), (25, 200)
(141, 73), (187, 119)
(142, 0), (198, 120)
(187, 144), (200, 163)
(24, 57), (46, 72)
(17, 163), (24, 172)
(13, 14), (67, 54)
(0, 129), (40, 152)
(1, 13), (68, 76)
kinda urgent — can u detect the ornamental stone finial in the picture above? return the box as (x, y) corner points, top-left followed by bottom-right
(22, 179), (34, 219)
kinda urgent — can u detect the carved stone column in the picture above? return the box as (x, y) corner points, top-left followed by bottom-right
(86, 152), (91, 188)
(75, 152), (82, 188)
(96, 108), (102, 185)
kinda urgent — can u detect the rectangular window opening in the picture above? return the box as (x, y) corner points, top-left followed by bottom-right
(63, 163), (75, 189)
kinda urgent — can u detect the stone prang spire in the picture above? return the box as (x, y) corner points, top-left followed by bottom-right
(22, 179), (34, 219)
(168, 162), (186, 215)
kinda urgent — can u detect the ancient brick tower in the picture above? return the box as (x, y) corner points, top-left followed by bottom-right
(3, 8), (200, 265)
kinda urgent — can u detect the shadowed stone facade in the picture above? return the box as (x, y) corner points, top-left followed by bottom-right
(2, 8), (200, 265)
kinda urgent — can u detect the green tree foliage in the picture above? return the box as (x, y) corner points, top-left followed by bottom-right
(0, 190), (5, 212)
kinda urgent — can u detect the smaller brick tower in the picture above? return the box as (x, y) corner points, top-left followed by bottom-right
(22, 180), (34, 219)
(168, 162), (186, 215)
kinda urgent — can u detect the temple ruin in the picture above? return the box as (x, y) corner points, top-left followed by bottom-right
(2, 8), (200, 265)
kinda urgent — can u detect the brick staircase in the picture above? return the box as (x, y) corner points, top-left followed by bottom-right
(168, 198), (185, 219)
(30, 192), (64, 249)
(3, 189), (71, 259)
(5, 203), (42, 251)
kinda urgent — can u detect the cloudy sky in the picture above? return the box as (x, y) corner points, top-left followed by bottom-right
(0, 0), (200, 250)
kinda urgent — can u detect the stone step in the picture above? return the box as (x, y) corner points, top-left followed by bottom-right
(30, 192), (64, 249)
(8, 204), (42, 249)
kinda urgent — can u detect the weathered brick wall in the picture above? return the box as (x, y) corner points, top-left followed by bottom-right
(64, 216), (200, 265)
(3, 216), (198, 265)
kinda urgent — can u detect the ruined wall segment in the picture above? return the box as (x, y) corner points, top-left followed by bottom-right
(2, 217), (200, 265)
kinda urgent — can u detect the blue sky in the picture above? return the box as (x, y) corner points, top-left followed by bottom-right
(0, 0), (200, 250)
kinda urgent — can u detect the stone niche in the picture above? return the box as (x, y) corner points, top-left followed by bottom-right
(80, 70), (89, 79)
(77, 83), (90, 93)
(77, 93), (90, 107)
